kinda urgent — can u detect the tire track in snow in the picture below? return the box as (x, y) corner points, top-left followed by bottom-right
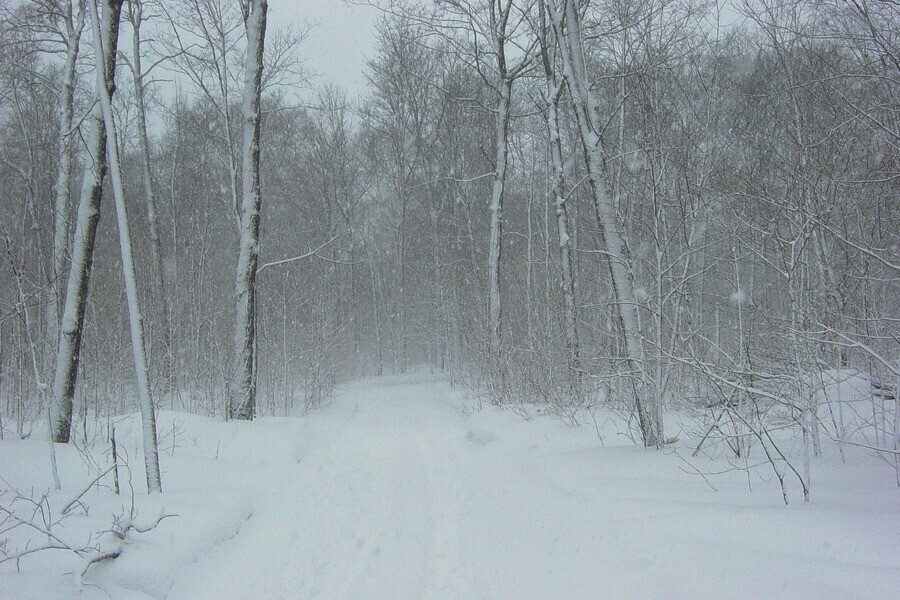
(167, 378), (488, 599)
(415, 432), (481, 599)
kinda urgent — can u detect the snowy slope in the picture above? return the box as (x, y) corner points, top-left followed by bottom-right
(1, 374), (898, 599)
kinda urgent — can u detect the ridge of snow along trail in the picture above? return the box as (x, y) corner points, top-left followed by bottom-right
(1, 374), (898, 599)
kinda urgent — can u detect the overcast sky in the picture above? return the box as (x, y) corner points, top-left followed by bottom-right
(275, 1), (380, 97)
(271, 1), (745, 100)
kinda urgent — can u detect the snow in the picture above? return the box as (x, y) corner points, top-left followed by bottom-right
(815, 369), (874, 406)
(2, 374), (898, 599)
(730, 289), (747, 303)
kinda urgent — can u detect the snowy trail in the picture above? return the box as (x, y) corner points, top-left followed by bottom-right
(167, 377), (486, 599)
(151, 374), (898, 600)
(1, 374), (897, 599)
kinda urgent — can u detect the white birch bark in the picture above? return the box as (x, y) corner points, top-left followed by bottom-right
(50, 0), (123, 444)
(228, 0), (267, 420)
(539, 2), (580, 396)
(88, 0), (161, 493)
(547, 0), (661, 446)
(47, 1), (86, 365)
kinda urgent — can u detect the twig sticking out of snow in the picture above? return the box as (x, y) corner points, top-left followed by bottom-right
(0, 485), (177, 589)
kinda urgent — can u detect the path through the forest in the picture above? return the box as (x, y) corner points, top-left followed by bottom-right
(159, 375), (897, 600)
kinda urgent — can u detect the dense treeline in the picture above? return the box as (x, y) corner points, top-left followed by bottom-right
(0, 0), (896, 496)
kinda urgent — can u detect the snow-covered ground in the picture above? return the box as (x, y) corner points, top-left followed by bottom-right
(1, 374), (898, 599)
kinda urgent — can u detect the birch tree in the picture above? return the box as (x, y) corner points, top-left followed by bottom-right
(547, 0), (662, 446)
(537, 0), (579, 398)
(88, 0), (161, 492)
(47, 0), (86, 371)
(228, 0), (267, 420)
(50, 0), (124, 443)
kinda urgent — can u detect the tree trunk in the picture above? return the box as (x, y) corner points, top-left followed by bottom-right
(488, 77), (512, 387)
(540, 0), (580, 400)
(47, 1), (85, 375)
(228, 0), (267, 420)
(549, 92), (581, 398)
(88, 0), (161, 493)
(548, 0), (661, 446)
(50, 0), (123, 444)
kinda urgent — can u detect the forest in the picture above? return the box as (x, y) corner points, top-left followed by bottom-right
(0, 0), (897, 598)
